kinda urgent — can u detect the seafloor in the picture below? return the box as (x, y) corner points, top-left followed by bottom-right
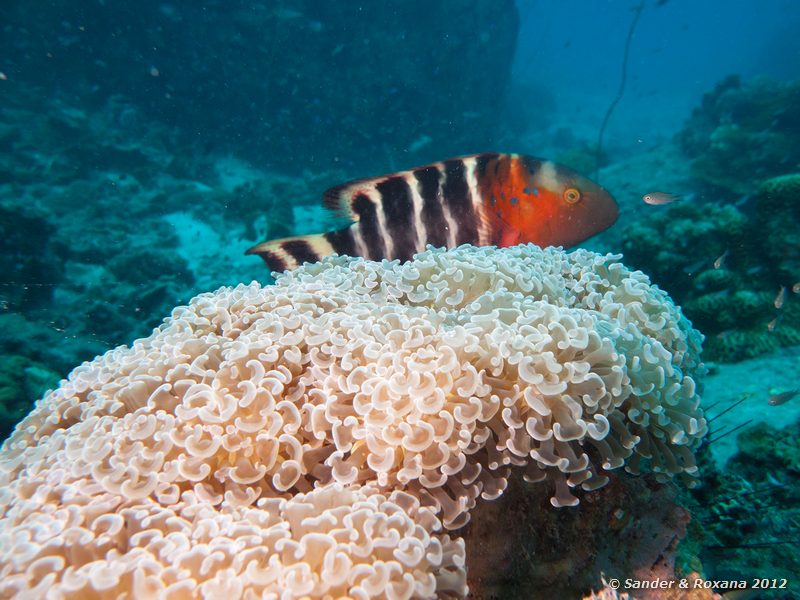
(1, 7), (799, 596)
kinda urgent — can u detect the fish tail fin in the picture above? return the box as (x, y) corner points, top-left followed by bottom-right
(245, 233), (337, 272)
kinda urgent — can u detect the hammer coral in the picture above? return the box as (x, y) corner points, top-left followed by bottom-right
(0, 244), (706, 598)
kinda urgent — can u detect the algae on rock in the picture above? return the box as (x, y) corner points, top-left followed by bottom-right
(679, 76), (800, 196)
(622, 173), (799, 362)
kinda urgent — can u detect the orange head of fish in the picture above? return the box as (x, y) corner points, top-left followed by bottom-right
(489, 156), (618, 248)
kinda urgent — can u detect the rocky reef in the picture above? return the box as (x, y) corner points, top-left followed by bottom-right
(0, 0), (518, 174)
(687, 417), (800, 592)
(622, 173), (800, 362)
(679, 76), (800, 196)
(464, 472), (698, 599)
(754, 174), (800, 286)
(0, 88), (313, 436)
(0, 355), (60, 440)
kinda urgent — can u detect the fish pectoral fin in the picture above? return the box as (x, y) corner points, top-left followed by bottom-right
(499, 226), (522, 247)
(476, 205), (520, 247)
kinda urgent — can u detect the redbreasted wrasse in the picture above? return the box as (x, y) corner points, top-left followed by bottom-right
(247, 153), (618, 272)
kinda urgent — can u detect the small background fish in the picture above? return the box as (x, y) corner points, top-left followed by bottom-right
(774, 286), (786, 309)
(247, 153), (618, 271)
(768, 389), (798, 406)
(713, 249), (729, 269)
(642, 191), (681, 205)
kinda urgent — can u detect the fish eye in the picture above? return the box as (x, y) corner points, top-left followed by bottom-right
(564, 188), (581, 204)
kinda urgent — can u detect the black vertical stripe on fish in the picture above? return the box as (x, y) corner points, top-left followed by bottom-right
(521, 155), (541, 175)
(414, 166), (448, 249)
(475, 152), (499, 178)
(281, 239), (320, 266)
(352, 192), (385, 260)
(376, 176), (417, 261)
(442, 159), (478, 245)
(262, 252), (288, 273)
(323, 227), (357, 257)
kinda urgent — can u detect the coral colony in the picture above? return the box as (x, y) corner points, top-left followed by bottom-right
(0, 245), (706, 597)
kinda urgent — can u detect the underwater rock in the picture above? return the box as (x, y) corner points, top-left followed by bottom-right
(622, 192), (799, 362)
(688, 417), (800, 588)
(463, 471), (697, 599)
(731, 421), (800, 479)
(679, 76), (800, 196)
(0, 0), (519, 174)
(0, 311), (105, 381)
(72, 248), (195, 346)
(1, 88), (307, 377)
(754, 173), (800, 285)
(0, 354), (60, 440)
(702, 328), (779, 363)
(0, 204), (65, 311)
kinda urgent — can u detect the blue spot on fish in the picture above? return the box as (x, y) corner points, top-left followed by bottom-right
(490, 195), (496, 206)
(523, 187), (531, 195)
(510, 196), (519, 205)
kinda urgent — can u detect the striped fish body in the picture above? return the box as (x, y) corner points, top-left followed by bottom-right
(247, 153), (618, 272)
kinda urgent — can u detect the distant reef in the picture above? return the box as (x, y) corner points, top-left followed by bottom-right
(622, 173), (800, 362)
(679, 75), (800, 196)
(0, 85), (312, 440)
(0, 0), (518, 174)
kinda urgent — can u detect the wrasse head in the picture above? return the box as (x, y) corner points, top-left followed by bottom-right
(516, 158), (618, 248)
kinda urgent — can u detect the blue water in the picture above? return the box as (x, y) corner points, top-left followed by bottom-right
(1, 0), (799, 597)
(515, 0), (800, 143)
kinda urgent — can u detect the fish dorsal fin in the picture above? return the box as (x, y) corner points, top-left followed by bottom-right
(322, 153), (501, 223)
(322, 177), (381, 222)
